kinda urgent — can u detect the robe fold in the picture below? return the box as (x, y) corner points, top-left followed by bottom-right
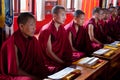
(85, 18), (103, 55)
(65, 21), (85, 61)
(0, 30), (48, 80)
(107, 16), (120, 40)
(39, 20), (72, 74)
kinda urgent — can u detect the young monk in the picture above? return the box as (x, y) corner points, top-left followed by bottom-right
(107, 7), (120, 40)
(85, 7), (104, 55)
(0, 12), (48, 80)
(116, 6), (120, 16)
(65, 10), (85, 61)
(38, 5), (72, 74)
(98, 8), (114, 43)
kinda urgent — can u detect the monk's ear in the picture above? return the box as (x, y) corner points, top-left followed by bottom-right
(74, 17), (78, 22)
(19, 24), (24, 30)
(74, 17), (78, 21)
(53, 14), (57, 19)
(95, 13), (99, 16)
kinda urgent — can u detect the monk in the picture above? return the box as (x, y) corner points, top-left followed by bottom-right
(85, 7), (104, 55)
(0, 12), (48, 80)
(116, 6), (120, 16)
(107, 7), (120, 40)
(38, 5), (72, 74)
(98, 8), (114, 43)
(65, 10), (85, 61)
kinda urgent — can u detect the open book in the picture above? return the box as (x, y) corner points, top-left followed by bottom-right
(93, 48), (110, 55)
(111, 41), (120, 45)
(48, 67), (80, 79)
(104, 41), (120, 47)
(78, 57), (99, 67)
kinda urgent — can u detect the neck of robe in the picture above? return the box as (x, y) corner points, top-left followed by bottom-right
(53, 19), (61, 31)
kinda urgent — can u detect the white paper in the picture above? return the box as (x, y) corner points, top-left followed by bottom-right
(111, 41), (120, 45)
(78, 57), (94, 65)
(93, 49), (110, 55)
(48, 67), (75, 79)
(86, 57), (99, 67)
(105, 44), (118, 48)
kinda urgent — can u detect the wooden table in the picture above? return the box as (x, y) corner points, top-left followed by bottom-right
(73, 60), (108, 80)
(92, 47), (120, 80)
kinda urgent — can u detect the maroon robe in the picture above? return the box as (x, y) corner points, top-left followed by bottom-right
(0, 30), (48, 80)
(39, 20), (72, 74)
(98, 20), (113, 43)
(65, 21), (85, 61)
(107, 16), (120, 40)
(85, 18), (103, 55)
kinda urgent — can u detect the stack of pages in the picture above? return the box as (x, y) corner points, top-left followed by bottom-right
(78, 57), (99, 68)
(104, 43), (118, 50)
(104, 41), (120, 49)
(111, 41), (120, 45)
(48, 67), (81, 80)
(93, 48), (110, 55)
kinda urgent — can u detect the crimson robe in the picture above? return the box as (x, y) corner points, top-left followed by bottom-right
(39, 20), (72, 74)
(85, 18), (103, 55)
(98, 20), (114, 43)
(0, 30), (48, 80)
(107, 16), (120, 40)
(65, 21), (85, 61)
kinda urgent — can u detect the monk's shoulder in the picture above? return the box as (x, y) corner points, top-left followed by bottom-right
(38, 23), (52, 40)
(64, 21), (73, 30)
(41, 23), (51, 33)
(32, 36), (38, 41)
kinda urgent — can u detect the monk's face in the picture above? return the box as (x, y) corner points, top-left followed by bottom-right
(75, 14), (85, 26)
(109, 8), (118, 17)
(103, 10), (110, 20)
(98, 10), (105, 20)
(54, 9), (66, 24)
(93, 12), (99, 19)
(19, 18), (36, 37)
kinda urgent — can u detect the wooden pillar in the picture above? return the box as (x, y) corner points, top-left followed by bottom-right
(36, 0), (45, 21)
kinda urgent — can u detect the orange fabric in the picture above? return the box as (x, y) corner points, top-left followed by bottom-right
(82, 0), (99, 20)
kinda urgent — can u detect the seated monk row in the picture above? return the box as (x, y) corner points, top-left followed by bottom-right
(0, 5), (120, 80)
(106, 7), (120, 41)
(0, 5), (86, 80)
(85, 7), (120, 55)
